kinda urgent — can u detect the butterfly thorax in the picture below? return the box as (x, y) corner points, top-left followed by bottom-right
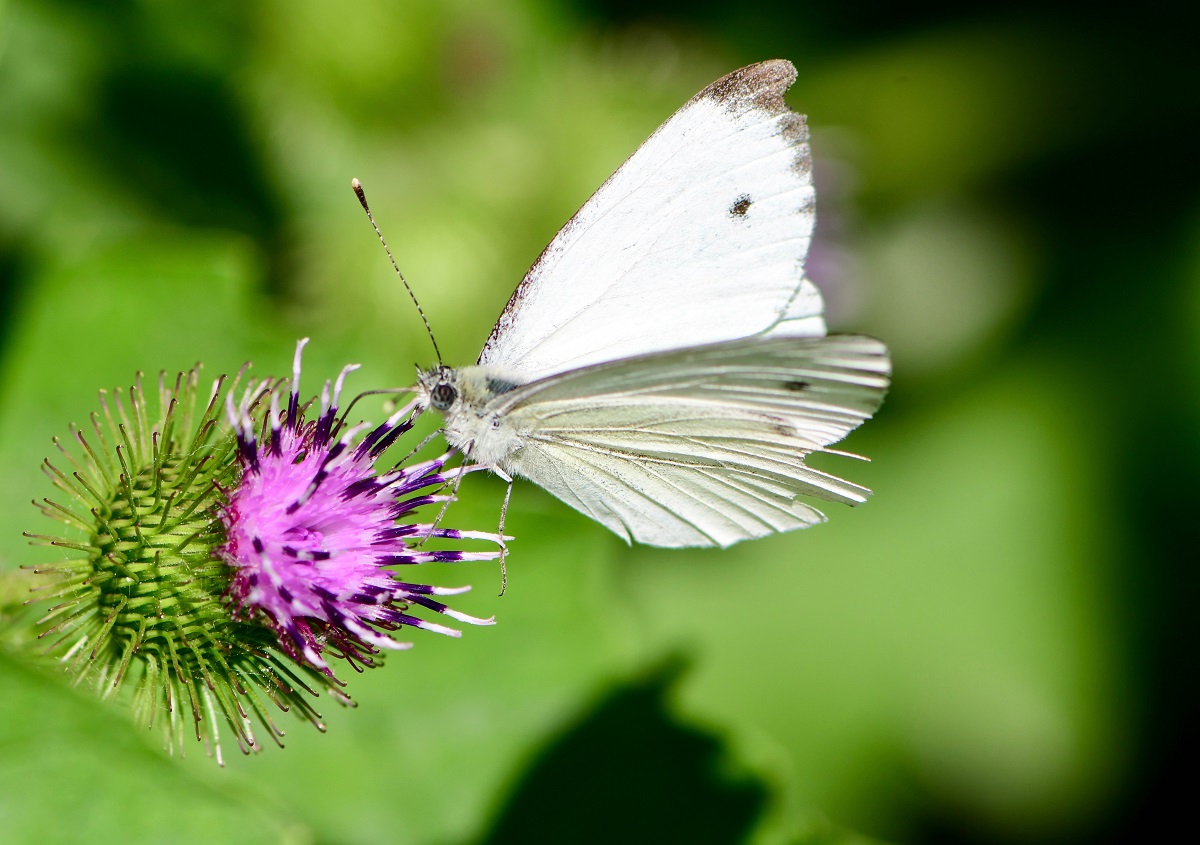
(418, 365), (528, 469)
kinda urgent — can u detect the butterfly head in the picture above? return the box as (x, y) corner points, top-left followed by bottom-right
(417, 366), (462, 413)
(416, 364), (530, 466)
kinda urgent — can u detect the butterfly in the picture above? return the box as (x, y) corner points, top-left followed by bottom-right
(391, 60), (890, 549)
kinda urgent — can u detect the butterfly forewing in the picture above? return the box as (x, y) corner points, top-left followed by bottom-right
(477, 61), (826, 383)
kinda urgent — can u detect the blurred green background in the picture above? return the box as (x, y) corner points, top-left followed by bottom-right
(0, 1), (1195, 843)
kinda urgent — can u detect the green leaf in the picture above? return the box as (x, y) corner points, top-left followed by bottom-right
(0, 651), (299, 845)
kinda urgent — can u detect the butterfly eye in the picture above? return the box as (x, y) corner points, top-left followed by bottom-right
(430, 383), (457, 410)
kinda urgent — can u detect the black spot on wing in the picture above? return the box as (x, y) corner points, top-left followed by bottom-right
(763, 414), (795, 437)
(729, 195), (752, 218)
(783, 380), (810, 392)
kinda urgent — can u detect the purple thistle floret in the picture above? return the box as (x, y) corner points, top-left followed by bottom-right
(220, 339), (499, 675)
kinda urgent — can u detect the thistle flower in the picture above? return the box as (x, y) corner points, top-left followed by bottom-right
(221, 339), (499, 674)
(27, 341), (501, 762)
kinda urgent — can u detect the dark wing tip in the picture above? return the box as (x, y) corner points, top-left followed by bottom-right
(698, 60), (798, 114)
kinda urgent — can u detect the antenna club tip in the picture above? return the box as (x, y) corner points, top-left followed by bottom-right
(351, 178), (368, 207)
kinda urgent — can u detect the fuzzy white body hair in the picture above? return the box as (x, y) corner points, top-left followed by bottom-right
(417, 366), (527, 470)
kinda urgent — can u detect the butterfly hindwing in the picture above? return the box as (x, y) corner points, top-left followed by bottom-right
(482, 334), (889, 547)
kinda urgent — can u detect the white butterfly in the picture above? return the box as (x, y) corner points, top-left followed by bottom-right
(410, 60), (890, 549)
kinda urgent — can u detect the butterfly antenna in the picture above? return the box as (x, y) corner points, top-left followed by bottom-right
(352, 178), (443, 364)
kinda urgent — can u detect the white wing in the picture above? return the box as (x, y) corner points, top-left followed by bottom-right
(485, 334), (889, 547)
(478, 60), (825, 383)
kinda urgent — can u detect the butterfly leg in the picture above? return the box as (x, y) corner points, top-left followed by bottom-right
(491, 467), (514, 596)
(390, 428), (442, 470)
(418, 448), (469, 547)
